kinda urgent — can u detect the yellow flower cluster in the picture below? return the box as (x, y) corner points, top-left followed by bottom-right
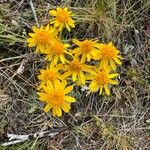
(27, 7), (123, 117)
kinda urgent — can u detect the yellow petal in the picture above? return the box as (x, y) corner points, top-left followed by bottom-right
(45, 24), (50, 31)
(59, 54), (66, 64)
(65, 23), (71, 32)
(113, 57), (122, 65)
(64, 86), (73, 94)
(44, 103), (52, 113)
(104, 85), (110, 96)
(72, 39), (81, 46)
(49, 10), (57, 16)
(93, 51), (101, 60)
(64, 50), (73, 56)
(90, 49), (99, 57)
(62, 71), (71, 78)
(84, 68), (97, 75)
(38, 93), (49, 102)
(87, 54), (91, 62)
(50, 19), (56, 24)
(54, 64), (63, 71)
(117, 55), (123, 59)
(61, 102), (71, 112)
(39, 69), (44, 73)
(110, 59), (116, 70)
(65, 96), (76, 102)
(28, 33), (35, 37)
(47, 80), (54, 90)
(108, 42), (113, 46)
(108, 79), (119, 85)
(54, 20), (61, 28)
(36, 44), (43, 53)
(37, 74), (43, 80)
(53, 55), (59, 65)
(54, 80), (62, 89)
(43, 86), (52, 94)
(49, 62), (55, 69)
(105, 66), (111, 73)
(52, 106), (57, 116)
(57, 75), (64, 81)
(108, 73), (119, 78)
(59, 23), (64, 31)
(86, 75), (94, 80)
(103, 59), (108, 68)
(68, 19), (75, 28)
(99, 87), (103, 95)
(64, 7), (68, 11)
(32, 26), (38, 32)
(57, 7), (62, 11)
(55, 106), (62, 117)
(45, 53), (53, 61)
(40, 26), (44, 30)
(72, 48), (81, 55)
(37, 82), (45, 90)
(95, 43), (104, 49)
(76, 80), (82, 86)
(72, 72), (77, 82)
(64, 43), (70, 48)
(79, 71), (85, 85)
(89, 81), (99, 92)
(27, 39), (36, 47)
(60, 80), (67, 89)
(81, 54), (87, 62)
(26, 38), (33, 43)
(100, 59), (108, 69)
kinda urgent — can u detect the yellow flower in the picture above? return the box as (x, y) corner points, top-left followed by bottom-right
(89, 67), (119, 96)
(49, 7), (75, 32)
(27, 25), (57, 53)
(62, 57), (95, 85)
(45, 40), (71, 65)
(38, 80), (76, 117)
(72, 39), (99, 62)
(95, 42), (123, 70)
(37, 63), (63, 89)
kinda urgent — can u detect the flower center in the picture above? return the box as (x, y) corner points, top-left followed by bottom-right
(56, 10), (70, 23)
(44, 70), (57, 82)
(53, 43), (64, 54)
(95, 71), (108, 85)
(81, 40), (93, 53)
(49, 91), (64, 105)
(36, 31), (49, 44)
(69, 60), (82, 72)
(101, 45), (116, 59)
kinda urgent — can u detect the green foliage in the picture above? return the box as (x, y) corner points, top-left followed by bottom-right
(0, 21), (25, 45)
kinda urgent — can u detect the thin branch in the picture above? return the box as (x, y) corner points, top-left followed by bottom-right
(28, 0), (39, 28)
(2, 127), (67, 147)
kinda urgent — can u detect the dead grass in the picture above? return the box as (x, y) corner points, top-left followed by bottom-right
(0, 0), (150, 149)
